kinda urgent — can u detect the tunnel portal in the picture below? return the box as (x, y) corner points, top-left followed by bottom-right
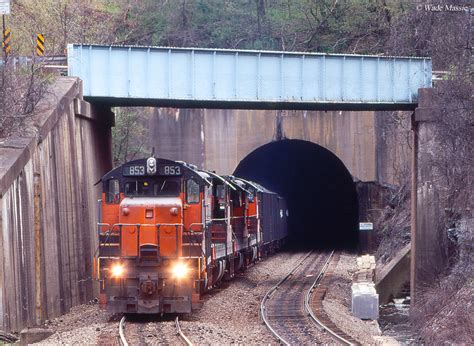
(234, 139), (359, 249)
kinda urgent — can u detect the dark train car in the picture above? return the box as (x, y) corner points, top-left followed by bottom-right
(95, 156), (287, 314)
(228, 178), (288, 253)
(260, 189), (286, 250)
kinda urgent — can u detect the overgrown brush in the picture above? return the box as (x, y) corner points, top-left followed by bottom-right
(0, 59), (49, 139)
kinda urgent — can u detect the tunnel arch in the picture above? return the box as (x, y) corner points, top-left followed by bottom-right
(234, 139), (358, 249)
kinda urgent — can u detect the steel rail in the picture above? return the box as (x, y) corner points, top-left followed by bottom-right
(304, 251), (354, 346)
(175, 316), (193, 346)
(119, 315), (129, 346)
(260, 251), (313, 345)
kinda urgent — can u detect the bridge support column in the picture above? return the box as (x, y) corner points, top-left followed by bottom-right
(410, 88), (448, 304)
(74, 100), (114, 297)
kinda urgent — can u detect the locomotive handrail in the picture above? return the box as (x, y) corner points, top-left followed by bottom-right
(95, 223), (122, 257)
(98, 223), (208, 259)
(207, 217), (228, 222)
(186, 223), (205, 232)
(107, 223), (184, 227)
(184, 224), (207, 258)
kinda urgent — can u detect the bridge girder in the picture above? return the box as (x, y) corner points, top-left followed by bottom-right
(67, 44), (431, 110)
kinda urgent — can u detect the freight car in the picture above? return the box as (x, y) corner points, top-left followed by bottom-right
(95, 156), (287, 314)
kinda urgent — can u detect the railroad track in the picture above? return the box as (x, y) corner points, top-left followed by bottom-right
(261, 250), (356, 345)
(118, 315), (193, 345)
(119, 315), (128, 346)
(306, 252), (359, 345)
(175, 316), (193, 345)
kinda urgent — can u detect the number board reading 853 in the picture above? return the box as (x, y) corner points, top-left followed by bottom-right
(158, 165), (181, 176)
(123, 164), (182, 176)
(123, 165), (145, 176)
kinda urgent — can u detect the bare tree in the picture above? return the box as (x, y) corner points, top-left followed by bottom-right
(112, 107), (149, 167)
(11, 0), (122, 55)
(385, 3), (473, 343)
(0, 59), (47, 139)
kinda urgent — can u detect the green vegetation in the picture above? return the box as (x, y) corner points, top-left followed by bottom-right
(96, 0), (412, 55)
(112, 107), (150, 166)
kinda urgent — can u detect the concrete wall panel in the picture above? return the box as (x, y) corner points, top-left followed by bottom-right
(282, 110), (377, 181)
(149, 108), (408, 183)
(0, 78), (112, 332)
(202, 109), (277, 175)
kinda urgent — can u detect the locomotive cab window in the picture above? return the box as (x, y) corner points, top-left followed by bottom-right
(231, 190), (242, 207)
(124, 179), (180, 197)
(125, 181), (151, 196)
(213, 184), (226, 218)
(248, 193), (254, 203)
(106, 179), (120, 204)
(186, 179), (200, 204)
(154, 180), (180, 196)
(216, 184), (225, 199)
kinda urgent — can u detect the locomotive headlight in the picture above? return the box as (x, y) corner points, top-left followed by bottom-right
(111, 263), (124, 278)
(171, 262), (188, 279)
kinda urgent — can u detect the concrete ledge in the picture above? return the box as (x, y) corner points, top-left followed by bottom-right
(75, 100), (115, 126)
(376, 243), (411, 304)
(0, 77), (80, 197)
(20, 328), (54, 345)
(74, 98), (91, 118)
(0, 137), (36, 197)
(34, 78), (81, 140)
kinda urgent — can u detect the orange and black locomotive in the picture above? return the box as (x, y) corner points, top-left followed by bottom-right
(96, 156), (287, 314)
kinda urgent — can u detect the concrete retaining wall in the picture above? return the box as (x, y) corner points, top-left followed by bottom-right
(0, 78), (112, 332)
(148, 108), (409, 184)
(376, 244), (411, 304)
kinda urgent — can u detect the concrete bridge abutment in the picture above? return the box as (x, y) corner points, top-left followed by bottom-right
(147, 107), (412, 248)
(149, 108), (408, 184)
(410, 88), (449, 304)
(0, 78), (113, 332)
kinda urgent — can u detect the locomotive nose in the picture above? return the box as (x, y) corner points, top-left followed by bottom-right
(118, 197), (183, 257)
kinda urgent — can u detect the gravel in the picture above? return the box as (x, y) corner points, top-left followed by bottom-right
(181, 251), (304, 344)
(35, 303), (119, 345)
(35, 251), (303, 345)
(322, 252), (400, 345)
(35, 250), (400, 345)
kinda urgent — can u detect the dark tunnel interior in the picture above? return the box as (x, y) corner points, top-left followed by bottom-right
(234, 139), (359, 250)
